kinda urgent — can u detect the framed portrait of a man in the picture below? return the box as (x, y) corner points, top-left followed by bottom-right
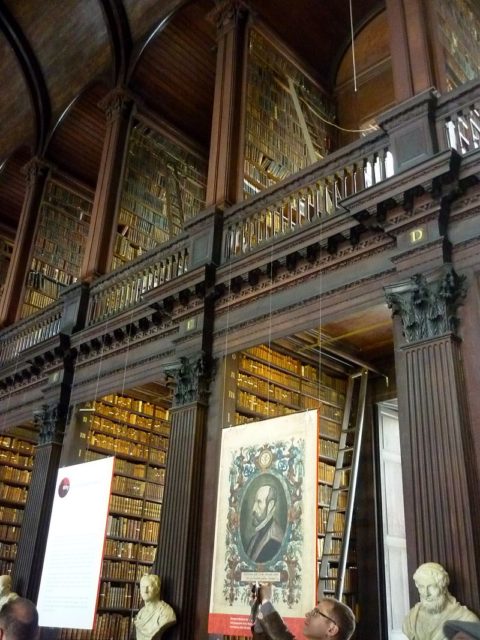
(208, 410), (318, 638)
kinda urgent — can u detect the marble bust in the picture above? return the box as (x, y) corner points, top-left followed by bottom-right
(133, 575), (176, 640)
(0, 575), (18, 610)
(403, 563), (479, 640)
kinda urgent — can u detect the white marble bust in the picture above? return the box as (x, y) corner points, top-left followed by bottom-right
(0, 575), (18, 610)
(134, 575), (176, 640)
(403, 563), (479, 640)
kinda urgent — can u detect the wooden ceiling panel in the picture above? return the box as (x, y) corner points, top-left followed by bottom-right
(124, 0), (185, 42)
(0, 35), (35, 163)
(131, 0), (216, 147)
(5, 0), (112, 124)
(47, 84), (108, 188)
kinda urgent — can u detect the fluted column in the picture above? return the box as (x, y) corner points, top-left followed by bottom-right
(81, 88), (135, 280)
(385, 265), (480, 610)
(0, 158), (49, 327)
(11, 402), (68, 601)
(206, 0), (249, 208)
(153, 355), (212, 640)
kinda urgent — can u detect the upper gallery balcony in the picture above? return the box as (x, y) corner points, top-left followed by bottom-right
(0, 0), (479, 374)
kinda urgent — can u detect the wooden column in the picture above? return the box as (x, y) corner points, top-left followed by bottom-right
(0, 158), (49, 327)
(385, 266), (480, 610)
(81, 89), (134, 280)
(385, 0), (445, 101)
(153, 356), (211, 640)
(206, 0), (249, 208)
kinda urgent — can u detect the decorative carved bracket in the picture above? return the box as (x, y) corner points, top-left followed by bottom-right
(385, 265), (467, 343)
(207, 0), (249, 36)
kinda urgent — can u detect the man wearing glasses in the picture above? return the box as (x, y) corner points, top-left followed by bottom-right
(304, 598), (356, 640)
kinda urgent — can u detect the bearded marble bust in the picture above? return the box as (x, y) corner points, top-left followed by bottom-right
(403, 563), (479, 640)
(133, 575), (176, 640)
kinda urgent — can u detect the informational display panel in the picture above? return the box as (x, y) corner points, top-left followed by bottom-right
(37, 457), (114, 629)
(208, 411), (318, 638)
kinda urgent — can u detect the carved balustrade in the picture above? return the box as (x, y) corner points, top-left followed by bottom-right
(86, 238), (190, 326)
(436, 79), (480, 156)
(0, 301), (63, 366)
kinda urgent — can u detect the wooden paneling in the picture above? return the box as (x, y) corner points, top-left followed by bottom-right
(0, 149), (30, 236)
(130, 0), (217, 147)
(47, 84), (109, 188)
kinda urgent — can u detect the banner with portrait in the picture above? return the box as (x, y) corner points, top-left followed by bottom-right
(208, 410), (318, 638)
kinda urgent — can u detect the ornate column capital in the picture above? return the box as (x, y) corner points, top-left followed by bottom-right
(22, 157), (50, 187)
(385, 265), (467, 344)
(33, 403), (67, 445)
(165, 353), (213, 406)
(208, 0), (249, 37)
(99, 87), (135, 123)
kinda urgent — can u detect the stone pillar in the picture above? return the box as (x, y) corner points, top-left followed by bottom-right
(385, 265), (480, 610)
(385, 0), (445, 102)
(206, 0), (249, 208)
(153, 355), (212, 640)
(81, 88), (135, 280)
(0, 158), (49, 327)
(11, 401), (68, 600)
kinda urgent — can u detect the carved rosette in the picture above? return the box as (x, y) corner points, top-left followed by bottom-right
(385, 265), (467, 343)
(208, 0), (249, 37)
(165, 354), (212, 406)
(33, 403), (67, 445)
(22, 157), (49, 187)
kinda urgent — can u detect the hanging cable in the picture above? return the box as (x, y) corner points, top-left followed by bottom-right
(349, 0), (358, 93)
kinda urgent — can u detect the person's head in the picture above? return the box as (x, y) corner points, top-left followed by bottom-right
(303, 598), (356, 640)
(413, 562), (450, 614)
(0, 577), (12, 597)
(140, 574), (161, 603)
(444, 620), (480, 640)
(0, 597), (39, 640)
(252, 485), (277, 527)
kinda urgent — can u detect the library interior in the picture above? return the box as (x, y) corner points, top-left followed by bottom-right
(0, 0), (479, 639)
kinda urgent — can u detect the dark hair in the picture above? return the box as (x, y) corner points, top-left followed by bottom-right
(321, 597), (356, 640)
(0, 597), (39, 640)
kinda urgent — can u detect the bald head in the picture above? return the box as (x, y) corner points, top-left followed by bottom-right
(0, 597), (39, 640)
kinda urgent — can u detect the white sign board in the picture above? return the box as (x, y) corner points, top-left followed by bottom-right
(37, 456), (114, 629)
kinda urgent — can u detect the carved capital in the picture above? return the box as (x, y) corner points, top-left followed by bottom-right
(385, 265), (467, 343)
(208, 0), (249, 36)
(165, 353), (212, 406)
(22, 157), (50, 187)
(33, 403), (67, 445)
(99, 88), (135, 123)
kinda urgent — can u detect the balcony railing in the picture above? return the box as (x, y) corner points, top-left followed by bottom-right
(221, 130), (393, 261)
(0, 78), (479, 367)
(86, 238), (190, 326)
(437, 79), (480, 155)
(0, 300), (63, 367)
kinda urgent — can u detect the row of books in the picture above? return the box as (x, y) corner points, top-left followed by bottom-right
(104, 540), (155, 563)
(106, 515), (159, 542)
(237, 372), (301, 406)
(109, 495), (161, 521)
(0, 506), (23, 524)
(318, 509), (346, 534)
(57, 613), (132, 640)
(237, 391), (295, 418)
(0, 437), (34, 454)
(0, 485), (28, 504)
(93, 400), (168, 430)
(102, 395), (168, 419)
(30, 257), (77, 285)
(0, 525), (20, 542)
(102, 559), (151, 582)
(318, 483), (348, 508)
(322, 567), (357, 592)
(0, 542), (17, 559)
(98, 581), (142, 609)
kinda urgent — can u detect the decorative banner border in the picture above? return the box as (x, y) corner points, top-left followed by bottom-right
(209, 411), (318, 638)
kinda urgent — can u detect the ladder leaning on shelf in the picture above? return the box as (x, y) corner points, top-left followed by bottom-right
(319, 369), (369, 600)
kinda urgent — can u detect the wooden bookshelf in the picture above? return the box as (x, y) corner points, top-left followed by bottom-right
(21, 179), (92, 318)
(59, 393), (170, 640)
(224, 343), (358, 622)
(112, 121), (207, 271)
(0, 434), (36, 575)
(244, 29), (336, 199)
